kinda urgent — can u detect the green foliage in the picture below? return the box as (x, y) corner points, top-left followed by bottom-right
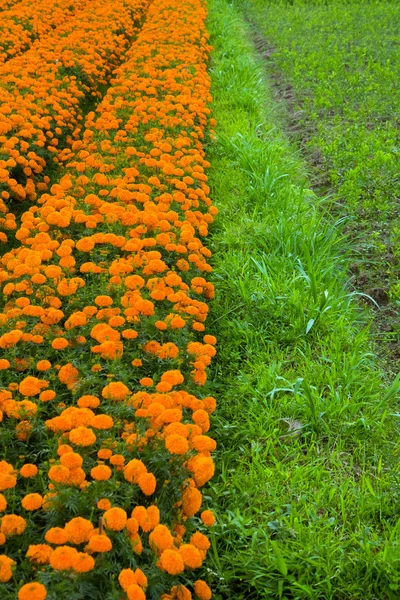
(206, 0), (400, 597)
(244, 0), (400, 346)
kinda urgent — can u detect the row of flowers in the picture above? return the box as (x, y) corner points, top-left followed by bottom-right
(0, 0), (88, 66)
(1, 0), (24, 10)
(0, 0), (217, 597)
(0, 0), (151, 239)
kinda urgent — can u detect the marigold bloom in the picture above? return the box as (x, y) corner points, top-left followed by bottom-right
(182, 486), (202, 518)
(193, 580), (212, 600)
(200, 510), (216, 527)
(26, 544), (53, 564)
(159, 549), (185, 575)
(137, 472), (157, 496)
(149, 524), (174, 553)
(118, 568), (137, 591)
(52, 338), (69, 350)
(45, 527), (68, 545)
(1, 514), (27, 536)
(71, 552), (95, 573)
(60, 452), (83, 469)
(165, 434), (189, 455)
(49, 545), (78, 570)
(0, 555), (15, 582)
(97, 498), (112, 511)
(86, 534), (112, 553)
(0, 495), (6, 512)
(103, 507), (127, 531)
(77, 395), (100, 408)
(65, 517), (94, 544)
(127, 585), (146, 600)
(69, 426), (96, 447)
(19, 376), (46, 397)
(179, 544), (203, 568)
(102, 381), (130, 401)
(48, 464), (70, 483)
(37, 360), (52, 371)
(91, 465), (112, 481)
(22, 493), (43, 511)
(18, 582), (47, 600)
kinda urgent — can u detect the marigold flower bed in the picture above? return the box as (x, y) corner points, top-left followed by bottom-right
(0, 0), (88, 66)
(0, 0), (216, 597)
(1, 0), (24, 10)
(0, 0), (150, 241)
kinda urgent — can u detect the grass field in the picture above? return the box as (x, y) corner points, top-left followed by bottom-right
(206, 0), (400, 597)
(245, 0), (400, 372)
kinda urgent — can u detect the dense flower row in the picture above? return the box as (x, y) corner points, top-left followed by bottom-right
(0, 0), (216, 597)
(1, 0), (24, 10)
(0, 0), (150, 237)
(0, 0), (87, 66)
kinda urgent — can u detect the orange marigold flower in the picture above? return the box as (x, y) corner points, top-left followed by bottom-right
(182, 486), (202, 518)
(1, 514), (26, 536)
(179, 544), (203, 568)
(165, 434), (189, 455)
(71, 552), (95, 573)
(0, 471), (16, 491)
(37, 360), (52, 371)
(91, 414), (114, 429)
(0, 494), (6, 512)
(19, 376), (46, 397)
(149, 524), (174, 553)
(39, 390), (56, 402)
(45, 527), (68, 545)
(193, 580), (212, 600)
(69, 426), (96, 447)
(91, 465), (112, 481)
(98, 448), (113, 460)
(110, 454), (125, 466)
(190, 532), (210, 552)
(21, 493), (43, 511)
(57, 444), (73, 456)
(159, 549), (185, 575)
(0, 360), (10, 370)
(48, 464), (70, 483)
(0, 555), (15, 582)
(65, 517), (94, 544)
(60, 452), (83, 469)
(139, 377), (153, 387)
(18, 582), (47, 600)
(95, 295), (113, 307)
(85, 534), (112, 553)
(97, 498), (112, 511)
(118, 568), (137, 591)
(26, 544), (53, 564)
(77, 395), (100, 408)
(58, 363), (79, 389)
(200, 510), (216, 527)
(102, 381), (130, 401)
(137, 472), (157, 496)
(135, 568), (148, 588)
(103, 507), (127, 531)
(49, 545), (78, 570)
(123, 459), (147, 483)
(127, 585), (146, 600)
(52, 338), (69, 350)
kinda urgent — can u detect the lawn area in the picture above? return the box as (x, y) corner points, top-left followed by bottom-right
(244, 0), (400, 371)
(206, 0), (400, 597)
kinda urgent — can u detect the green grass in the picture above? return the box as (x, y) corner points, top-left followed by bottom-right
(205, 0), (400, 597)
(241, 0), (400, 368)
